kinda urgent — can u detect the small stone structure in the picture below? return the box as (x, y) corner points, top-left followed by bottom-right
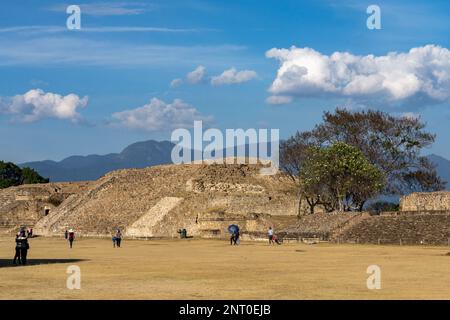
(400, 191), (450, 211)
(0, 182), (92, 232)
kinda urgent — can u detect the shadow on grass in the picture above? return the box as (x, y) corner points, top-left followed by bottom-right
(0, 259), (88, 268)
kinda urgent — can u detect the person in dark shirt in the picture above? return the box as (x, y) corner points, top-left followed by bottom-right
(68, 229), (75, 248)
(13, 232), (22, 265)
(115, 229), (122, 248)
(230, 231), (240, 245)
(18, 236), (29, 265)
(13, 231), (29, 265)
(234, 231), (240, 245)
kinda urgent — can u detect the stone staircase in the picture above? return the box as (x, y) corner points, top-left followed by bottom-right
(125, 197), (184, 237)
(34, 177), (116, 235)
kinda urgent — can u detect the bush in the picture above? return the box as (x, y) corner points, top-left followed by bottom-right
(366, 201), (400, 213)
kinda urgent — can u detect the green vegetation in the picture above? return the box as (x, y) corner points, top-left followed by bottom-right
(281, 108), (445, 214)
(0, 161), (49, 189)
(300, 142), (385, 213)
(366, 201), (400, 213)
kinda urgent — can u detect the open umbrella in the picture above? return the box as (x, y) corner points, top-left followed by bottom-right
(228, 224), (239, 234)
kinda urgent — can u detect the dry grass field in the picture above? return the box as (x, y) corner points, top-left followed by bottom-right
(0, 235), (449, 300)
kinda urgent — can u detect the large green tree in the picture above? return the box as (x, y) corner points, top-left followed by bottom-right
(280, 108), (445, 214)
(0, 161), (23, 189)
(313, 109), (445, 194)
(0, 161), (49, 189)
(300, 142), (385, 213)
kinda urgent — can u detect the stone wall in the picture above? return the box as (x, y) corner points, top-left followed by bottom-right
(337, 212), (450, 245)
(280, 212), (361, 240)
(400, 191), (450, 211)
(0, 182), (92, 231)
(197, 211), (273, 240)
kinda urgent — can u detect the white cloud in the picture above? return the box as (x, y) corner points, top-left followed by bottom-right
(0, 26), (204, 34)
(170, 78), (183, 88)
(186, 66), (207, 84)
(265, 95), (293, 105)
(49, 2), (152, 16)
(0, 36), (246, 67)
(172, 66), (257, 88)
(0, 89), (88, 123)
(210, 67), (257, 85)
(266, 44), (450, 108)
(111, 98), (212, 131)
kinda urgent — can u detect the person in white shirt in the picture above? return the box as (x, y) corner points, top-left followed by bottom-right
(268, 227), (274, 244)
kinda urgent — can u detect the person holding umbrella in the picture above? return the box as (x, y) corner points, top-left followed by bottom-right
(228, 224), (240, 245)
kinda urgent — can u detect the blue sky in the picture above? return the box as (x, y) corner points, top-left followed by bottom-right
(1, 0), (450, 163)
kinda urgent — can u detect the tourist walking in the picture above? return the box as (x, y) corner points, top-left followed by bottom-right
(13, 232), (22, 265)
(113, 229), (122, 248)
(228, 224), (240, 246)
(64, 229), (68, 240)
(231, 230), (240, 245)
(68, 229), (75, 248)
(13, 230), (29, 265)
(230, 232), (235, 245)
(272, 234), (282, 245)
(268, 227), (274, 244)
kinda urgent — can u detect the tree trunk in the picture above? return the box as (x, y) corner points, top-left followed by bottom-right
(358, 200), (366, 212)
(306, 197), (316, 215)
(297, 191), (303, 219)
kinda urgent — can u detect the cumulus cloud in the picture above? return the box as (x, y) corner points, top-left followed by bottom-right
(111, 98), (212, 131)
(266, 44), (450, 108)
(171, 66), (257, 88)
(210, 67), (257, 85)
(0, 89), (88, 122)
(186, 66), (207, 84)
(170, 78), (183, 88)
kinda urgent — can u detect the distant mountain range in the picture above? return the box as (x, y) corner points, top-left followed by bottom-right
(427, 154), (450, 189)
(20, 140), (174, 182)
(19, 140), (450, 188)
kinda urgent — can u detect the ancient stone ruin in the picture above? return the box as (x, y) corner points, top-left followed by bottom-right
(1, 162), (449, 245)
(0, 182), (92, 234)
(31, 162), (300, 238)
(400, 191), (450, 211)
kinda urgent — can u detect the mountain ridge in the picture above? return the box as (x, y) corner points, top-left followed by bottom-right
(20, 140), (174, 182)
(19, 140), (450, 189)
